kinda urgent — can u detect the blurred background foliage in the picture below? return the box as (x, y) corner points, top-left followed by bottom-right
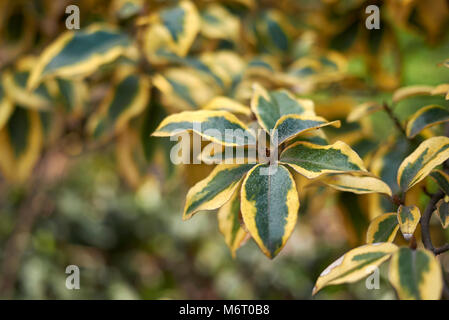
(0, 0), (449, 299)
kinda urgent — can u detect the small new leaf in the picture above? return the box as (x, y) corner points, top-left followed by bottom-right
(366, 213), (399, 244)
(397, 205), (421, 240)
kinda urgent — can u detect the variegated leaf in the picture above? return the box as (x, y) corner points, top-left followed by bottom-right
(200, 4), (240, 41)
(140, 0), (200, 60)
(0, 83), (14, 130)
(28, 26), (131, 89)
(406, 105), (449, 138)
(217, 190), (247, 258)
(183, 163), (255, 220)
(366, 213), (399, 244)
(429, 170), (449, 195)
(241, 163), (299, 258)
(280, 141), (367, 179)
(0, 106), (43, 182)
(250, 83), (315, 133)
(56, 78), (87, 116)
(346, 102), (382, 123)
(87, 71), (151, 139)
(392, 85), (434, 103)
(152, 110), (256, 146)
(389, 247), (442, 300)
(153, 68), (217, 110)
(202, 96), (251, 116)
(313, 243), (398, 295)
(273, 114), (340, 145)
(323, 174), (392, 196)
(397, 136), (449, 191)
(435, 197), (449, 229)
(397, 205), (421, 240)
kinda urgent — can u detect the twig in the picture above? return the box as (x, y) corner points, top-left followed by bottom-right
(421, 190), (445, 254)
(382, 102), (407, 137)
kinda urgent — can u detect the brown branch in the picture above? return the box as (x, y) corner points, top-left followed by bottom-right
(382, 102), (407, 137)
(421, 190), (445, 254)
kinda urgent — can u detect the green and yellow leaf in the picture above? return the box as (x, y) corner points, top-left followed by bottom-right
(241, 163), (299, 258)
(392, 85), (434, 103)
(273, 114), (340, 145)
(0, 107), (43, 182)
(366, 213), (399, 244)
(183, 163), (255, 220)
(56, 78), (87, 117)
(313, 243), (398, 295)
(217, 190), (248, 258)
(406, 105), (449, 138)
(199, 143), (258, 165)
(397, 136), (449, 191)
(153, 68), (217, 111)
(322, 174), (392, 196)
(256, 10), (292, 53)
(397, 205), (421, 240)
(280, 141), (367, 179)
(250, 83), (315, 133)
(431, 83), (449, 99)
(152, 110), (256, 147)
(202, 96), (251, 116)
(3, 59), (54, 110)
(389, 247), (442, 300)
(346, 101), (382, 123)
(139, 0), (200, 59)
(87, 69), (151, 139)
(0, 83), (14, 130)
(28, 25), (130, 89)
(200, 4), (240, 41)
(435, 197), (449, 229)
(429, 170), (449, 195)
